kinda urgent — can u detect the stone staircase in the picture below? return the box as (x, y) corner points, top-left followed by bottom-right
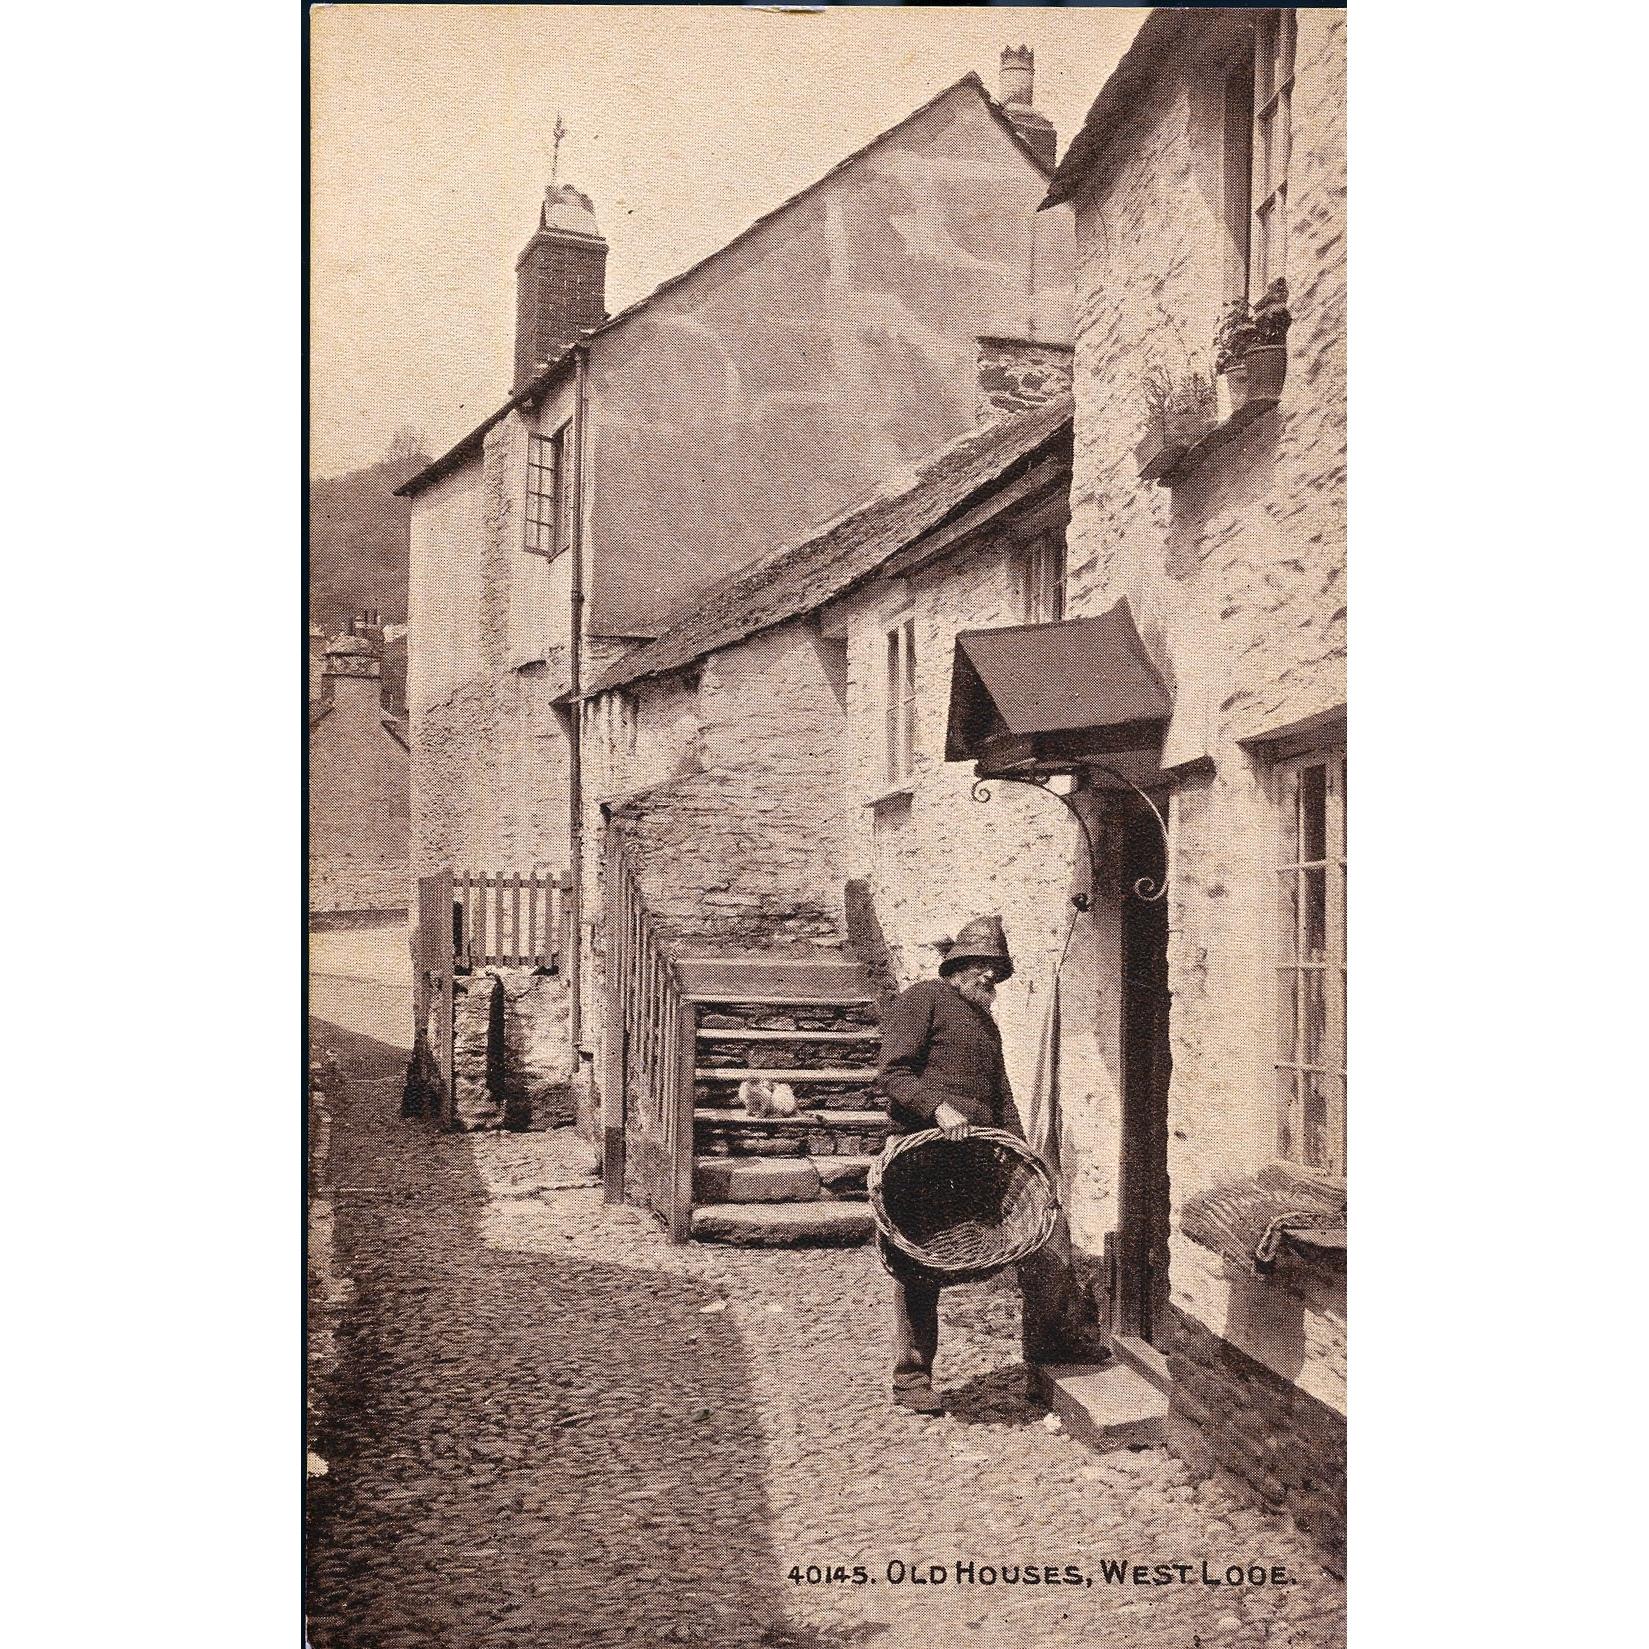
(679, 954), (885, 1246)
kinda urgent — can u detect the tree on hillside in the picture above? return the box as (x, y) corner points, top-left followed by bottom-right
(385, 425), (427, 469)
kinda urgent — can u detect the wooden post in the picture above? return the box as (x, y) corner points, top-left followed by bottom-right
(669, 995), (697, 1243)
(510, 872), (522, 966)
(601, 842), (627, 1204)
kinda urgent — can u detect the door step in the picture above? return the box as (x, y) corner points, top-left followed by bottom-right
(690, 1201), (875, 1246)
(1029, 1361), (1171, 1452)
(1109, 1333), (1172, 1394)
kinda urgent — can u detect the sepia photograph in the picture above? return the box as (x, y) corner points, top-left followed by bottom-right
(306, 5), (1348, 1644)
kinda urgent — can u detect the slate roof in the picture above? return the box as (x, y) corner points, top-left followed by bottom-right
(587, 396), (1073, 697)
(399, 74), (1054, 500)
(1041, 9), (1190, 209)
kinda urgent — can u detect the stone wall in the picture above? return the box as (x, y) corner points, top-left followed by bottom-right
(1162, 1304), (1346, 1572)
(310, 671), (411, 916)
(602, 623), (851, 953)
(582, 80), (1075, 639)
(449, 966), (576, 1132)
(310, 855), (410, 917)
(975, 337), (1076, 422)
(1062, 6), (1347, 1428)
(407, 389), (580, 883)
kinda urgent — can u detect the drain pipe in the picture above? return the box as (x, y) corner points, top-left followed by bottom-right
(567, 342), (589, 1054)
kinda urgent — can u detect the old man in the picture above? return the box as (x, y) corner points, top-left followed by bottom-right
(875, 915), (1025, 1414)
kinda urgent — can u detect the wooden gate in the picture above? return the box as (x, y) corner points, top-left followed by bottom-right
(602, 837), (694, 1239)
(452, 869), (573, 972)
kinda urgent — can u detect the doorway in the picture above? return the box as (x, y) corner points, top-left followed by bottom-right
(1113, 790), (1172, 1342)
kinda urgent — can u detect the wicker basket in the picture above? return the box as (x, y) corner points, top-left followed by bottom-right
(868, 1127), (1060, 1286)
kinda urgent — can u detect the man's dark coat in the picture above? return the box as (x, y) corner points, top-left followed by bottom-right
(875, 977), (1025, 1138)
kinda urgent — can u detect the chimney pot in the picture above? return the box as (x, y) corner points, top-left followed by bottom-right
(1000, 44), (1034, 108)
(997, 45), (1057, 170)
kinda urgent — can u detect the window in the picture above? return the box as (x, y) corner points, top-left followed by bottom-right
(1224, 9), (1296, 300)
(883, 616), (917, 785)
(1252, 9), (1296, 294)
(1021, 533), (1067, 624)
(1274, 746), (1345, 1177)
(525, 425), (571, 557)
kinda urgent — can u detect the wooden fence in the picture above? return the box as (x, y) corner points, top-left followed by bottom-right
(602, 838), (694, 1240)
(453, 868), (573, 972)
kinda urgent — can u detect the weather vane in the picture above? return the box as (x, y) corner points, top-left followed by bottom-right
(551, 112), (567, 182)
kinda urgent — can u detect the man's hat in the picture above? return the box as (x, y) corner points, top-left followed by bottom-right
(936, 915), (1014, 981)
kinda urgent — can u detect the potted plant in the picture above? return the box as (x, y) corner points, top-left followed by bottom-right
(1213, 297), (1257, 417)
(1164, 369), (1216, 450)
(1245, 277), (1292, 401)
(1134, 363), (1182, 479)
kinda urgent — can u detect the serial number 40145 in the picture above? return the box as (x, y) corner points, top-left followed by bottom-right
(789, 1565), (870, 1586)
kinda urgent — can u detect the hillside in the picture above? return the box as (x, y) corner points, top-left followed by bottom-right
(308, 441), (427, 636)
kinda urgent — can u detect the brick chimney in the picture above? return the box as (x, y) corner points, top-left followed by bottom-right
(514, 182), (608, 391)
(998, 46), (1057, 171)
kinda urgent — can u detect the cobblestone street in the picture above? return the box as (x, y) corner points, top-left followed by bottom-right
(306, 1013), (1345, 1649)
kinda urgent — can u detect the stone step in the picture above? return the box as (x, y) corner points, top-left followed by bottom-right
(693, 1153), (875, 1203)
(1028, 1361), (1171, 1453)
(691, 1200), (875, 1247)
(694, 1065), (878, 1083)
(693, 1106), (887, 1131)
(695, 1027), (880, 1042)
(676, 954), (872, 1003)
(694, 1156), (820, 1203)
(693, 1108), (889, 1160)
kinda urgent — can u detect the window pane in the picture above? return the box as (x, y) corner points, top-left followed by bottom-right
(1302, 966), (1326, 1066)
(1276, 969), (1297, 1060)
(1303, 866), (1327, 960)
(1277, 1068), (1298, 1161)
(1278, 869), (1300, 956)
(1300, 763), (1327, 861)
(903, 620), (916, 694)
(1302, 1070), (1331, 1171)
(1257, 11), (1277, 101)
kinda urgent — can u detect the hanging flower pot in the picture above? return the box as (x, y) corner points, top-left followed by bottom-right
(1243, 343), (1287, 402)
(1215, 360), (1249, 422)
(1213, 297), (1257, 422)
(1244, 278), (1291, 405)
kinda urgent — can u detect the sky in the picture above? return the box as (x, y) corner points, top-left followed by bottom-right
(309, 2), (1146, 477)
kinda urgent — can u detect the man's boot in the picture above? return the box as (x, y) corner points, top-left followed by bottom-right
(892, 1376), (944, 1414)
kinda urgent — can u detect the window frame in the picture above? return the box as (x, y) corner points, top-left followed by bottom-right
(1250, 8), (1296, 297)
(524, 422), (571, 558)
(882, 614), (917, 786)
(1271, 742), (1346, 1181)
(1020, 531), (1067, 626)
